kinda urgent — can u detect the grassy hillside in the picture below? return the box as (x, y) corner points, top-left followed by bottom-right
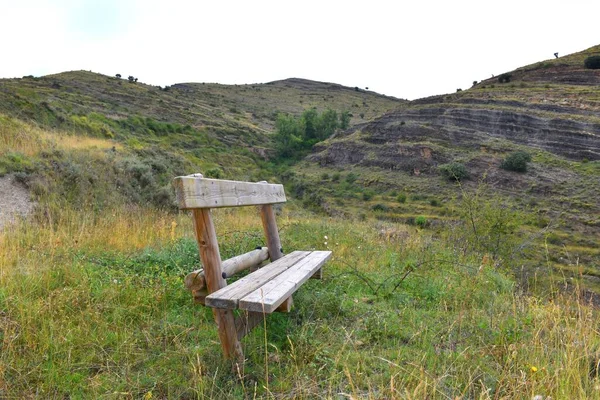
(2, 184), (599, 398)
(1, 47), (600, 398)
(0, 72), (403, 196)
(298, 46), (600, 292)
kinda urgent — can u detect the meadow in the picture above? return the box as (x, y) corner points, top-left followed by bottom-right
(1, 88), (599, 398)
(1, 195), (600, 398)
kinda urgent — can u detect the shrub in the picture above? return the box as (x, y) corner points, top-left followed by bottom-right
(331, 172), (340, 182)
(584, 55), (600, 70)
(321, 172), (330, 181)
(430, 199), (440, 207)
(372, 203), (388, 212)
(397, 193), (407, 203)
(205, 167), (223, 179)
(439, 162), (468, 181)
(498, 73), (512, 83)
(501, 151), (532, 172)
(340, 111), (351, 130)
(546, 232), (563, 245)
(345, 172), (358, 184)
(362, 190), (374, 201)
(415, 215), (427, 228)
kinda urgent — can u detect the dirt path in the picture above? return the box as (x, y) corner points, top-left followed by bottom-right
(0, 175), (35, 229)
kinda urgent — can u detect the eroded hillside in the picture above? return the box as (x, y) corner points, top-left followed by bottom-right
(299, 46), (600, 289)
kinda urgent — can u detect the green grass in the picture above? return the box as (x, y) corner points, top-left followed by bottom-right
(0, 47), (599, 397)
(1, 200), (599, 398)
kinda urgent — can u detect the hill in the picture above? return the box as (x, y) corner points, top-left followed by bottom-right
(295, 45), (600, 291)
(1, 47), (600, 398)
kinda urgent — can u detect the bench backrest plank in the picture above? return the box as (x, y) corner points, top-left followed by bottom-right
(238, 251), (332, 313)
(174, 176), (286, 209)
(205, 251), (310, 309)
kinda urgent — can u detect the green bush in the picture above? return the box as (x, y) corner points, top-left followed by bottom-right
(501, 151), (532, 172)
(397, 193), (407, 203)
(362, 190), (374, 201)
(498, 73), (512, 83)
(345, 172), (358, 184)
(584, 55), (600, 70)
(0, 152), (34, 175)
(415, 215), (427, 228)
(205, 167), (223, 179)
(372, 203), (388, 212)
(331, 172), (340, 182)
(439, 162), (468, 181)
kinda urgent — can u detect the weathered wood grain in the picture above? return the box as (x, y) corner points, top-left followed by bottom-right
(184, 247), (270, 292)
(192, 209), (243, 361)
(238, 251), (332, 313)
(259, 201), (293, 312)
(174, 175), (286, 209)
(205, 251), (310, 309)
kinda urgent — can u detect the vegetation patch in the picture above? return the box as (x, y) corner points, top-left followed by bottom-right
(584, 55), (600, 69)
(501, 150), (532, 172)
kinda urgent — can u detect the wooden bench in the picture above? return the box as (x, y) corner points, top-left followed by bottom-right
(174, 173), (332, 362)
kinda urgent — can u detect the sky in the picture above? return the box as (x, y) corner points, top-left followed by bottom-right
(1, 0), (599, 100)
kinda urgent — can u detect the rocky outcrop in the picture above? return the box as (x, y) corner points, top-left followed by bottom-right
(321, 106), (600, 162)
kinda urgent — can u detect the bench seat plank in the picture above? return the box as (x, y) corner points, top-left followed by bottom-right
(238, 251), (332, 313)
(205, 251), (310, 309)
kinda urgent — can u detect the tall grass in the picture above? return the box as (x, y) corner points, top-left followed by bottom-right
(1, 203), (600, 398)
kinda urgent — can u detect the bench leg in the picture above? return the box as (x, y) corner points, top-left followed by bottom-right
(192, 208), (244, 363)
(214, 309), (244, 361)
(311, 267), (323, 280)
(276, 296), (293, 313)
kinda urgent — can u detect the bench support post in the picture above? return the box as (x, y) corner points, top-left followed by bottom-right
(259, 203), (293, 312)
(192, 209), (244, 362)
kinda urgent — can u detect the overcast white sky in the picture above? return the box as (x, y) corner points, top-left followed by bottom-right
(1, 0), (598, 100)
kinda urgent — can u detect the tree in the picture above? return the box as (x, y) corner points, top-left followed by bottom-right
(115, 73), (121, 79)
(128, 75), (135, 83)
(340, 111), (351, 130)
(584, 55), (600, 70)
(301, 108), (318, 141)
(274, 114), (303, 158)
(498, 73), (512, 83)
(316, 109), (338, 140)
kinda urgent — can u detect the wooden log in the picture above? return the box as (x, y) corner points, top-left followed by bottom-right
(184, 247), (269, 292)
(260, 204), (283, 261)
(174, 175), (286, 209)
(192, 208), (243, 362)
(192, 288), (208, 305)
(260, 200), (293, 311)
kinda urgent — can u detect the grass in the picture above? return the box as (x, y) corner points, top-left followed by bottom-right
(1, 199), (600, 398)
(0, 46), (599, 397)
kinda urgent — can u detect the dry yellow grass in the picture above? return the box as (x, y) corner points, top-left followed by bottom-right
(0, 114), (122, 158)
